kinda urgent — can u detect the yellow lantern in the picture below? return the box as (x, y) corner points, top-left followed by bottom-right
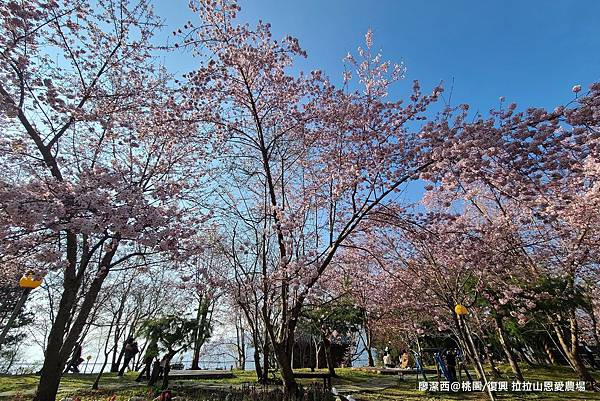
(455, 304), (469, 316)
(19, 273), (43, 289)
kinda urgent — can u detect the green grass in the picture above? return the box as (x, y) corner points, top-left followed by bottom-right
(0, 372), (153, 400)
(1, 365), (599, 401)
(341, 365), (600, 401)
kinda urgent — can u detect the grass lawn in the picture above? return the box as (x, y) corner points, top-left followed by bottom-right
(1, 365), (599, 400)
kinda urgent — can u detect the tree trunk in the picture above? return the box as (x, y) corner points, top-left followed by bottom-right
(321, 332), (336, 377)
(191, 294), (207, 370)
(452, 312), (482, 379)
(148, 361), (161, 386)
(109, 289), (129, 372)
(111, 346), (125, 373)
(543, 338), (557, 365)
(457, 315), (496, 401)
(161, 363), (171, 390)
(589, 308), (600, 349)
(33, 237), (80, 401)
(34, 354), (64, 401)
(2, 345), (19, 373)
(494, 315), (524, 382)
(315, 342), (322, 369)
(0, 288), (32, 350)
(274, 343), (298, 399)
(190, 345), (201, 370)
(261, 331), (270, 383)
(552, 316), (597, 388)
(161, 351), (176, 390)
(366, 348), (374, 367)
(365, 329), (375, 367)
(92, 352), (110, 390)
(237, 301), (260, 377)
(34, 238), (119, 401)
(92, 318), (116, 389)
(237, 324), (246, 370)
(253, 346), (263, 381)
(517, 346), (537, 367)
(484, 344), (501, 379)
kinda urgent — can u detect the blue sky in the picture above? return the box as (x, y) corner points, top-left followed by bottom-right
(154, 0), (600, 113)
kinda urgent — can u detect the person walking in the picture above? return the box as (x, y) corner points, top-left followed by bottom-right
(64, 343), (84, 373)
(118, 337), (139, 376)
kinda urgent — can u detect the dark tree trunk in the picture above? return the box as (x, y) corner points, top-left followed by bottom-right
(111, 346), (125, 373)
(367, 349), (375, 367)
(148, 361), (161, 386)
(92, 313), (116, 390)
(485, 346), (501, 379)
(516, 346), (537, 367)
(34, 354), (64, 401)
(34, 238), (119, 401)
(452, 312), (482, 380)
(321, 332), (336, 377)
(274, 342), (298, 399)
(261, 335), (270, 383)
(161, 363), (171, 390)
(366, 336), (374, 367)
(457, 315), (496, 401)
(92, 352), (110, 390)
(191, 294), (210, 370)
(236, 301), (261, 377)
(190, 345), (201, 370)
(161, 352), (177, 390)
(33, 234), (81, 401)
(364, 326), (375, 367)
(0, 288), (32, 350)
(253, 347), (263, 381)
(109, 289), (129, 373)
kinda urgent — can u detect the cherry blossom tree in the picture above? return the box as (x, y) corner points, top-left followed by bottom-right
(179, 1), (444, 395)
(349, 80), (600, 387)
(328, 246), (398, 367)
(0, 1), (209, 400)
(421, 83), (600, 386)
(2, 0), (596, 399)
(175, 234), (229, 370)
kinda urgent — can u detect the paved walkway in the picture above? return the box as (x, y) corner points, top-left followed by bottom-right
(169, 370), (234, 379)
(334, 376), (398, 394)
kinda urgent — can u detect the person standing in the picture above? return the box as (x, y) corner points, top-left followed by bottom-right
(383, 348), (393, 368)
(159, 353), (169, 375)
(400, 350), (410, 369)
(136, 338), (158, 382)
(118, 337), (139, 376)
(444, 349), (457, 383)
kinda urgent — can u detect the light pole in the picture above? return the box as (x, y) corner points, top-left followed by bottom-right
(0, 273), (43, 350)
(83, 355), (92, 374)
(455, 304), (495, 401)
